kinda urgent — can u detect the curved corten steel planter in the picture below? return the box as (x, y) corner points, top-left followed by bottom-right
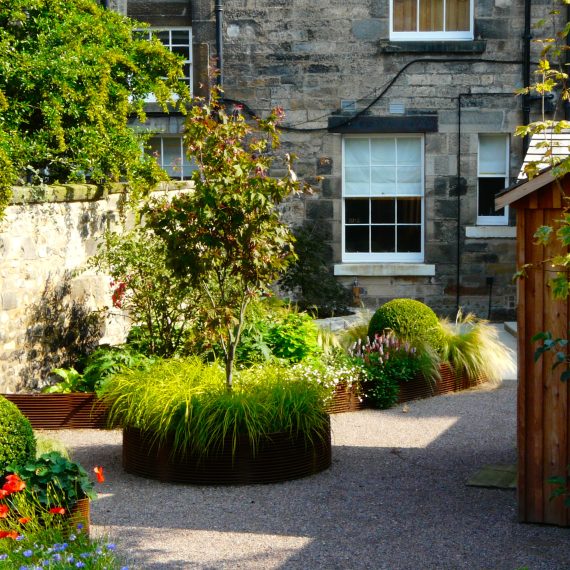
(325, 382), (366, 414)
(397, 364), (486, 404)
(2, 393), (109, 429)
(122, 420), (332, 485)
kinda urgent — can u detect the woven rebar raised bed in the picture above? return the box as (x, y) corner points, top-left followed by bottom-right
(68, 497), (91, 537)
(325, 382), (366, 414)
(398, 364), (486, 404)
(2, 393), (109, 429)
(122, 420), (332, 485)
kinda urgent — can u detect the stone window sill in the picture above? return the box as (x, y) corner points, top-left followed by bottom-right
(465, 226), (516, 239)
(334, 263), (436, 277)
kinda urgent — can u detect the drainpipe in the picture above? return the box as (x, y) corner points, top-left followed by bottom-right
(523, 0), (532, 152)
(215, 0), (224, 87)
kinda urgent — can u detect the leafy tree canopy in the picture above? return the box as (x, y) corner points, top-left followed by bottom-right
(0, 0), (191, 214)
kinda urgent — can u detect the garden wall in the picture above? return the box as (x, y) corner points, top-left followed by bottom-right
(0, 183), (189, 393)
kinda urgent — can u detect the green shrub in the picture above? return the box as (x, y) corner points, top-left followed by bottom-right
(8, 452), (96, 510)
(368, 298), (444, 353)
(100, 357), (330, 457)
(266, 311), (320, 363)
(0, 397), (36, 475)
(349, 332), (439, 409)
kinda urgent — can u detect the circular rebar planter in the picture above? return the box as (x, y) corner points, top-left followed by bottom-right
(122, 419), (331, 485)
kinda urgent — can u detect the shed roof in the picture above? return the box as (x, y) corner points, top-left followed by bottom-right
(496, 129), (570, 209)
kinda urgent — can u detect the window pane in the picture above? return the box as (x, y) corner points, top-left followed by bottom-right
(171, 30), (191, 43)
(156, 31), (170, 44)
(397, 198), (421, 223)
(397, 167), (422, 194)
(397, 226), (422, 252)
(172, 46), (190, 60)
(345, 139), (369, 165)
(345, 199), (369, 224)
(419, 0), (443, 32)
(346, 226), (370, 253)
(478, 177), (506, 217)
(147, 138), (162, 164)
(371, 166), (396, 195)
(371, 198), (395, 223)
(345, 166), (370, 195)
(371, 139), (396, 165)
(393, 0), (417, 32)
(371, 226), (396, 252)
(446, 0), (470, 31)
(479, 135), (508, 176)
(397, 138), (421, 165)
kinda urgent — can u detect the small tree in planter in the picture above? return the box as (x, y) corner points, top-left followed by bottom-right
(148, 88), (309, 389)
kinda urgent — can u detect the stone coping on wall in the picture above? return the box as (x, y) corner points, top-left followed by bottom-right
(9, 180), (194, 205)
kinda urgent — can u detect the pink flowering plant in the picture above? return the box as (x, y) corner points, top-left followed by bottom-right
(348, 332), (438, 409)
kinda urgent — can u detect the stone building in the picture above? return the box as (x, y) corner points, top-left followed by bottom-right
(108, 0), (566, 319)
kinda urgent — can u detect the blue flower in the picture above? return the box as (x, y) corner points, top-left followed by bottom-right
(106, 543), (116, 551)
(75, 563), (85, 568)
(18, 566), (28, 570)
(79, 552), (91, 558)
(76, 523), (84, 530)
(69, 534), (77, 541)
(52, 553), (61, 562)
(0, 554), (7, 560)
(16, 535), (25, 541)
(23, 550), (33, 558)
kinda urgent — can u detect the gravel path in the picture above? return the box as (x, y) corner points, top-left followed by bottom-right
(44, 329), (570, 570)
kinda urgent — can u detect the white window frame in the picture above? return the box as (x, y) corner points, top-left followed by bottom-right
(477, 134), (510, 226)
(147, 135), (195, 180)
(342, 135), (425, 263)
(389, 0), (474, 41)
(137, 27), (193, 99)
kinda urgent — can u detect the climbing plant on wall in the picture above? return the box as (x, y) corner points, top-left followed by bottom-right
(0, 0), (191, 217)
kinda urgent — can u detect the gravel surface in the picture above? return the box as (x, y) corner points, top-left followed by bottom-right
(44, 329), (570, 570)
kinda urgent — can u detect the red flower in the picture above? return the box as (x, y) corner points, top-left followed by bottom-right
(0, 530), (18, 539)
(0, 489), (8, 499)
(48, 507), (66, 515)
(0, 504), (8, 518)
(93, 466), (105, 483)
(18, 517), (30, 524)
(2, 474), (26, 494)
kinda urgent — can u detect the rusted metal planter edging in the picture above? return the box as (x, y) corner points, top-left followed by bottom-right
(398, 364), (486, 404)
(122, 419), (332, 485)
(325, 382), (366, 414)
(1, 393), (109, 429)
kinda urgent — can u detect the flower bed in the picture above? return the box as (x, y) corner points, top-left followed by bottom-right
(1, 393), (109, 430)
(122, 422), (331, 485)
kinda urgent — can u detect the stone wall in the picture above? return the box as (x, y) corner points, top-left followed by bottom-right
(0, 183), (188, 393)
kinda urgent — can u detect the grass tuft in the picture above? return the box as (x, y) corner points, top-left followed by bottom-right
(100, 357), (330, 457)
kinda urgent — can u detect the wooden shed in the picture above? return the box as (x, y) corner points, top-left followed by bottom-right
(496, 170), (570, 526)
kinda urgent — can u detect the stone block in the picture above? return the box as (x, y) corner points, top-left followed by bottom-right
(307, 200), (333, 220)
(1, 292), (18, 311)
(351, 19), (384, 41)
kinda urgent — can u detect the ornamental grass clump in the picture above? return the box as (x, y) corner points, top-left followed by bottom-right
(438, 310), (515, 382)
(100, 357), (330, 457)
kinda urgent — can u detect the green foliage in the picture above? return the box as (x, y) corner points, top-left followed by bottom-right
(266, 311), (320, 363)
(548, 464), (570, 508)
(0, 396), (36, 476)
(0, 525), (127, 569)
(349, 332), (438, 409)
(279, 221), (353, 317)
(8, 452), (96, 510)
(439, 311), (516, 382)
(90, 227), (199, 357)
(100, 357), (330, 457)
(0, 0), (191, 215)
(147, 87), (310, 389)
(42, 345), (154, 393)
(532, 331), (570, 382)
(368, 298), (444, 353)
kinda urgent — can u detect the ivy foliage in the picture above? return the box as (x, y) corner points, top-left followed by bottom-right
(0, 0), (191, 215)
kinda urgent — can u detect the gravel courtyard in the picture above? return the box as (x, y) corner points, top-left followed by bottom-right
(46, 329), (570, 570)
